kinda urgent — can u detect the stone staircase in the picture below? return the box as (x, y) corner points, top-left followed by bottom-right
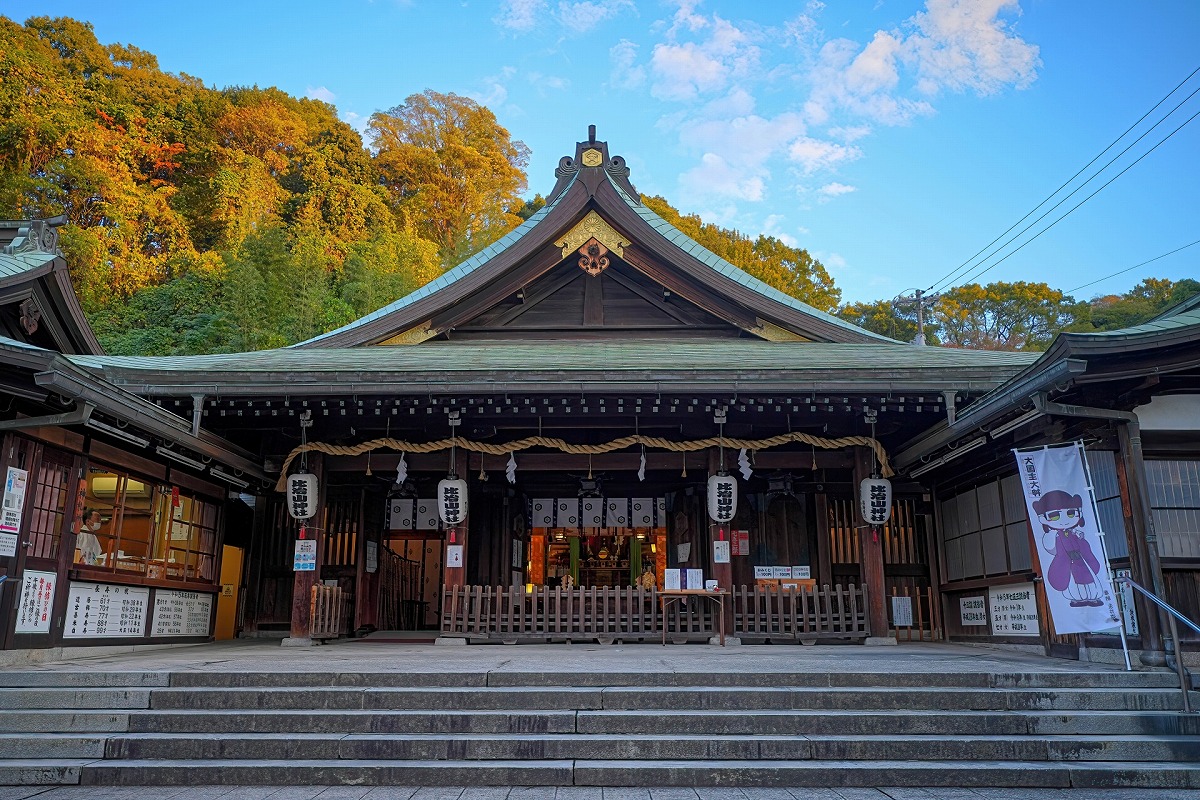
(1, 665), (1198, 789)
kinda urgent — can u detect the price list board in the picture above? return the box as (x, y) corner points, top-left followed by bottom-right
(151, 590), (213, 637)
(64, 582), (150, 639)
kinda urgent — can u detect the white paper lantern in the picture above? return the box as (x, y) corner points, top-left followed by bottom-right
(287, 473), (318, 520)
(707, 474), (737, 523)
(859, 478), (893, 527)
(438, 477), (468, 525)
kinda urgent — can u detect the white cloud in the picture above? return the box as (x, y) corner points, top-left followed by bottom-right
(788, 137), (862, 174)
(818, 182), (857, 197)
(906, 0), (1041, 95)
(469, 67), (517, 109)
(495, 0), (635, 34)
(527, 72), (570, 93)
(495, 0), (545, 31)
(609, 39), (646, 89)
(679, 153), (766, 202)
(306, 86), (336, 103)
(556, 1), (635, 34)
(829, 124), (871, 142)
(649, 15), (760, 101)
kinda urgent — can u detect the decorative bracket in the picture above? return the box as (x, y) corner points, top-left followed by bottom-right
(555, 211), (630, 261)
(577, 239), (609, 276)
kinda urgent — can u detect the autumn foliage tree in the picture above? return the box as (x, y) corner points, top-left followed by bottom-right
(370, 91), (530, 266)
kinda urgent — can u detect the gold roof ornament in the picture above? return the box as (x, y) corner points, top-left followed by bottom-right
(555, 211), (631, 260)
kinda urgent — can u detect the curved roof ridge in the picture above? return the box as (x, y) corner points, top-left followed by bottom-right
(294, 172), (577, 347)
(605, 176), (897, 343)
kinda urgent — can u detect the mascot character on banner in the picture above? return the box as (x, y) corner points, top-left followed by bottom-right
(1013, 442), (1122, 635)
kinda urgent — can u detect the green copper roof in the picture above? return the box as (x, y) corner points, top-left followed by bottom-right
(69, 339), (1037, 397)
(0, 250), (57, 282)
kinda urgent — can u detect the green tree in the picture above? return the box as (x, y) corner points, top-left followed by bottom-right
(837, 299), (935, 343)
(934, 281), (1084, 351)
(369, 90), (530, 265)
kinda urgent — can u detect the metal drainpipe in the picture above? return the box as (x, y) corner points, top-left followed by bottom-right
(1031, 393), (1171, 667)
(191, 394), (205, 437)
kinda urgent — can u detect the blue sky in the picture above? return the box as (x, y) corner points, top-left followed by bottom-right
(6, 1), (1199, 305)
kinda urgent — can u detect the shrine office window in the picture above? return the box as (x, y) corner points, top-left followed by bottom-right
(1145, 459), (1200, 560)
(77, 465), (220, 585)
(25, 447), (75, 562)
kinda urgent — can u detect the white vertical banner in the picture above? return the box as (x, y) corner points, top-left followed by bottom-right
(1013, 442), (1122, 634)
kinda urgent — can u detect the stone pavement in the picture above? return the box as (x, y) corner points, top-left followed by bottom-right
(3, 786), (1200, 800)
(0, 637), (1150, 678)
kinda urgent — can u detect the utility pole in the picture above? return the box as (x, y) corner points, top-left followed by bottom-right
(893, 288), (940, 346)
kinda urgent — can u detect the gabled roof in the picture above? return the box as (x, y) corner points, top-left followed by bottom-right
(0, 218), (104, 355)
(296, 133), (892, 348)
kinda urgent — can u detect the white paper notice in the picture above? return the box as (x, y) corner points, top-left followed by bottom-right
(686, 569), (703, 590)
(64, 582), (149, 638)
(664, 569), (681, 590)
(446, 544), (464, 567)
(960, 596), (987, 626)
(989, 583), (1040, 636)
(150, 590), (213, 637)
(15, 569), (56, 633)
(712, 540), (730, 564)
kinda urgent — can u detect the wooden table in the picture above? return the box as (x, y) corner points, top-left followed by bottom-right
(659, 589), (728, 646)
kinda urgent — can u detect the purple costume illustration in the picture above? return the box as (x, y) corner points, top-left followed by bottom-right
(1034, 489), (1104, 608)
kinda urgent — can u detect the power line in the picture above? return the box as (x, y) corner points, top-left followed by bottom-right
(953, 105), (1200, 287)
(1066, 239), (1200, 295)
(925, 65), (1200, 294)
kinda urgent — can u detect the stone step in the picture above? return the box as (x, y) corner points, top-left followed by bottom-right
(0, 733), (106, 759)
(97, 732), (1200, 763)
(143, 685), (1188, 712)
(0, 671), (170, 688)
(106, 708), (1200, 736)
(162, 669), (1183, 690)
(0, 711), (130, 733)
(62, 758), (1200, 789)
(0, 687), (151, 709)
(0, 760), (90, 786)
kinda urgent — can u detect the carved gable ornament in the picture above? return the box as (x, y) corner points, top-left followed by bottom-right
(555, 211), (631, 277)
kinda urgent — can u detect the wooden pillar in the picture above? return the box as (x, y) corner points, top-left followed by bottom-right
(853, 446), (889, 638)
(708, 448), (736, 639)
(287, 453), (324, 644)
(1115, 424), (1166, 661)
(443, 520), (468, 588)
(815, 493), (833, 589)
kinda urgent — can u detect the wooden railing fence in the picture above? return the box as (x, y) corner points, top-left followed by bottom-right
(443, 584), (869, 643)
(311, 584), (345, 640)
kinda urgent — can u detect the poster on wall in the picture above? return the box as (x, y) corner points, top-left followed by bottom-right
(1012, 443), (1122, 634)
(733, 530), (750, 556)
(150, 590), (213, 637)
(988, 583), (1040, 636)
(365, 541), (378, 573)
(712, 540), (730, 564)
(891, 595), (913, 628)
(960, 596), (986, 626)
(64, 583), (150, 638)
(1, 466), (29, 555)
(15, 569), (56, 633)
(293, 540), (317, 571)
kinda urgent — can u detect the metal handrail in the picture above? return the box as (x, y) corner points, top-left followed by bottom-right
(1115, 575), (1197, 713)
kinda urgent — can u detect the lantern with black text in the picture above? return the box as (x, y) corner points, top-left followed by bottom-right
(438, 477), (468, 525)
(707, 474), (738, 523)
(287, 473), (318, 520)
(859, 478), (893, 527)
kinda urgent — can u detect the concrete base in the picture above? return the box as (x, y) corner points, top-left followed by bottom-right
(435, 637), (468, 646)
(279, 637), (313, 648)
(863, 636), (898, 646)
(709, 636), (742, 646)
